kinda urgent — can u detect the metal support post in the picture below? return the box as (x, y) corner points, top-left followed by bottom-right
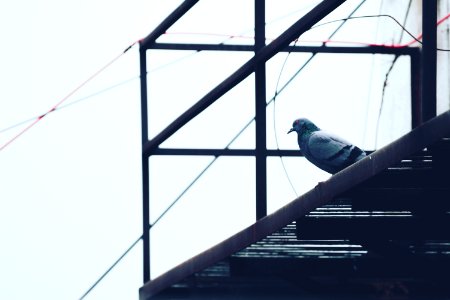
(139, 0), (200, 284)
(421, 0), (437, 121)
(255, 0), (267, 220)
(410, 49), (422, 128)
(140, 48), (151, 283)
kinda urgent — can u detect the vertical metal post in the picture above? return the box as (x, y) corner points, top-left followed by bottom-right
(140, 47), (151, 283)
(255, 0), (267, 220)
(421, 0), (437, 122)
(410, 49), (422, 128)
(138, 1), (199, 284)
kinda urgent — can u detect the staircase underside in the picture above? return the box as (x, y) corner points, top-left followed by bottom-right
(140, 111), (450, 300)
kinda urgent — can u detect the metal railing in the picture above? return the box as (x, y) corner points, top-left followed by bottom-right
(139, 0), (432, 284)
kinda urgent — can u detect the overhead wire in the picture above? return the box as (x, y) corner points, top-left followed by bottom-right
(375, 0), (413, 148)
(0, 41), (139, 152)
(272, 42), (300, 198)
(78, 235), (142, 300)
(271, 0), (367, 198)
(361, 0), (384, 149)
(0, 75), (139, 135)
(311, 13), (450, 51)
(4, 13), (450, 145)
(165, 12), (450, 50)
(2, 3), (321, 141)
(164, 1), (318, 44)
(0, 50), (200, 136)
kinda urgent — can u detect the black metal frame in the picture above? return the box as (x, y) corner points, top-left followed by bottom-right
(139, 0), (434, 284)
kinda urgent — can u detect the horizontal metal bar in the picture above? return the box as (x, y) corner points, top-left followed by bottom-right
(142, 0), (346, 158)
(150, 42), (420, 55)
(151, 148), (304, 157)
(140, 110), (450, 300)
(286, 45), (420, 55)
(150, 43), (255, 52)
(152, 148), (254, 156)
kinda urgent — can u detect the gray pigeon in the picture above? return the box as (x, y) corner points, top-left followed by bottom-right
(288, 118), (366, 174)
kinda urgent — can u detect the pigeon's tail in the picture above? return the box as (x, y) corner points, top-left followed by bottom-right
(326, 146), (366, 174)
(347, 146), (366, 164)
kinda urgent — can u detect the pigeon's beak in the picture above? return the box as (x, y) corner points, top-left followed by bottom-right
(287, 128), (294, 134)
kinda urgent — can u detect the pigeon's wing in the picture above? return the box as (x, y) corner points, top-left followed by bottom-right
(307, 131), (353, 164)
(305, 131), (366, 174)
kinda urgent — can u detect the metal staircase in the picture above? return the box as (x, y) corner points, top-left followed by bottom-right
(138, 0), (448, 299)
(141, 113), (450, 299)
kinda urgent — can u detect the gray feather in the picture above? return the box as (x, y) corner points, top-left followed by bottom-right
(288, 118), (366, 174)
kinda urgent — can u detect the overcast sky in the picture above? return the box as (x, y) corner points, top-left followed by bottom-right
(0, 0), (417, 299)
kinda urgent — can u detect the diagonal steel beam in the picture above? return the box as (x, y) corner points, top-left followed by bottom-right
(142, 0), (346, 157)
(140, 0), (199, 49)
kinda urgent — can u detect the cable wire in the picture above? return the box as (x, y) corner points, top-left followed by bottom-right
(4, 12), (450, 142)
(311, 13), (450, 51)
(78, 235), (142, 300)
(0, 41), (138, 152)
(374, 0), (413, 147)
(0, 76), (140, 135)
(272, 0), (367, 198)
(0, 50), (202, 136)
(272, 49), (300, 198)
(165, 12), (450, 51)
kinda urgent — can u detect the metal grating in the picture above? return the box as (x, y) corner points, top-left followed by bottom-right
(234, 223), (367, 259)
(231, 139), (450, 281)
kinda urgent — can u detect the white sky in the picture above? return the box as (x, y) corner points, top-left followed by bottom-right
(0, 0), (418, 299)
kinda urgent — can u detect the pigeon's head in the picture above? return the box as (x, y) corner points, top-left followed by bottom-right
(287, 118), (319, 135)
